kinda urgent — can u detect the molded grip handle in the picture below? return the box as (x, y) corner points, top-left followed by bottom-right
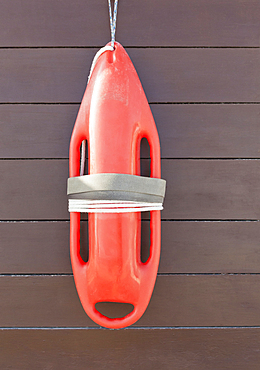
(70, 211), (161, 329)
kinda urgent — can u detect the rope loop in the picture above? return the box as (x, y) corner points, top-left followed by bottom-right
(108, 0), (119, 49)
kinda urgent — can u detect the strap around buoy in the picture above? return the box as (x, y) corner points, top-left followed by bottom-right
(67, 173), (166, 213)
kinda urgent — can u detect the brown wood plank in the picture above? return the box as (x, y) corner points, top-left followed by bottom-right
(152, 104), (260, 159)
(0, 222), (71, 274)
(2, 221), (260, 274)
(159, 221), (260, 273)
(0, 328), (260, 370)
(0, 105), (78, 158)
(0, 0), (259, 47)
(0, 160), (68, 220)
(1, 159), (260, 220)
(1, 104), (260, 159)
(1, 275), (260, 327)
(161, 159), (260, 220)
(0, 49), (260, 103)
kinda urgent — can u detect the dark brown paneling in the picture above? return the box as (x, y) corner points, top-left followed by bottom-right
(0, 49), (260, 103)
(1, 104), (260, 159)
(0, 0), (259, 47)
(1, 159), (260, 220)
(0, 105), (78, 159)
(161, 159), (260, 220)
(1, 328), (260, 370)
(1, 221), (260, 274)
(1, 275), (260, 327)
(159, 221), (260, 273)
(0, 160), (68, 220)
(152, 104), (260, 159)
(1, 0), (258, 365)
(0, 222), (71, 274)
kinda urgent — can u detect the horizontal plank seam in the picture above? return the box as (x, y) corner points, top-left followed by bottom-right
(1, 326), (260, 330)
(1, 102), (260, 105)
(2, 158), (260, 161)
(2, 273), (260, 277)
(0, 158), (69, 160)
(0, 219), (258, 222)
(0, 219), (71, 222)
(0, 219), (259, 223)
(128, 46), (260, 49)
(161, 158), (260, 160)
(150, 102), (260, 105)
(158, 273), (260, 276)
(162, 218), (257, 222)
(0, 46), (259, 50)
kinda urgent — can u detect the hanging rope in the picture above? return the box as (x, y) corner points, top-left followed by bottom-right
(108, 0), (119, 49)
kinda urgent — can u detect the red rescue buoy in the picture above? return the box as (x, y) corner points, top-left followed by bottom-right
(68, 42), (166, 328)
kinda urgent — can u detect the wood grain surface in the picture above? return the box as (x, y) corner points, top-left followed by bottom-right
(1, 275), (260, 327)
(1, 328), (260, 370)
(0, 159), (260, 220)
(1, 221), (260, 274)
(0, 0), (259, 47)
(1, 104), (260, 159)
(0, 49), (259, 103)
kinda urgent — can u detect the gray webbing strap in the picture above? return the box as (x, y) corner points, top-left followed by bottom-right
(67, 173), (166, 213)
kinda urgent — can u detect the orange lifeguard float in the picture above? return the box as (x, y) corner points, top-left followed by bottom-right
(68, 42), (166, 328)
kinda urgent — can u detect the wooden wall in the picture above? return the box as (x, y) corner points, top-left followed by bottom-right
(1, 0), (260, 368)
